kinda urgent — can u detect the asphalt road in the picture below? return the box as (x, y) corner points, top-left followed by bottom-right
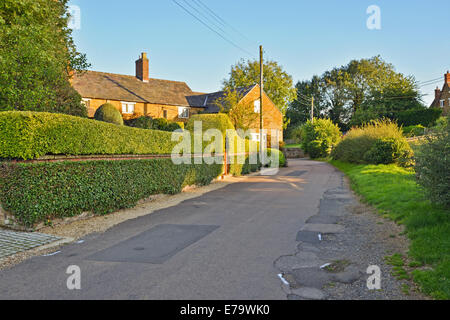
(0, 159), (342, 300)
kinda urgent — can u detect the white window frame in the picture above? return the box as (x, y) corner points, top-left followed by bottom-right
(121, 102), (135, 114)
(440, 100), (445, 107)
(254, 100), (261, 113)
(81, 98), (91, 108)
(178, 107), (190, 119)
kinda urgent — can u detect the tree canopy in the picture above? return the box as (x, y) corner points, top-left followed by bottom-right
(0, 0), (89, 116)
(222, 58), (297, 127)
(287, 56), (423, 133)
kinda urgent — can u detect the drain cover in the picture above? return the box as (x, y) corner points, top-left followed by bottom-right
(88, 224), (219, 264)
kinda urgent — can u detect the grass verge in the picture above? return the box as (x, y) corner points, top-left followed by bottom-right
(329, 160), (449, 300)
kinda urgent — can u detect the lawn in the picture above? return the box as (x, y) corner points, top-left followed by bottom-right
(330, 160), (450, 300)
(284, 143), (302, 148)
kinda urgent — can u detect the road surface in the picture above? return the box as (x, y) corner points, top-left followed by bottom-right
(0, 160), (353, 299)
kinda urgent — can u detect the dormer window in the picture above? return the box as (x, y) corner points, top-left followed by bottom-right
(254, 100), (261, 113)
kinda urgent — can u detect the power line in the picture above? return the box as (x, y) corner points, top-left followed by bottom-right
(191, 0), (255, 45)
(181, 0), (234, 40)
(171, 0), (255, 57)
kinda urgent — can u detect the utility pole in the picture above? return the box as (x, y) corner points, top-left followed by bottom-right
(311, 96), (314, 124)
(259, 45), (264, 164)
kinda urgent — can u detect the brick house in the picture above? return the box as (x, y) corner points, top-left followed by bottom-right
(430, 71), (450, 116)
(72, 52), (283, 141)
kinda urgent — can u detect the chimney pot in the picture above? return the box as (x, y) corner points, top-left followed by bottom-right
(445, 71), (450, 86)
(136, 52), (149, 82)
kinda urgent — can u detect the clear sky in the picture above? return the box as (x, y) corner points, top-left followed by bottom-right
(69, 0), (450, 105)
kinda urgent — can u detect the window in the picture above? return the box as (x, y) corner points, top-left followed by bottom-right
(163, 110), (168, 119)
(254, 100), (261, 113)
(121, 102), (135, 114)
(178, 107), (190, 119)
(440, 100), (445, 107)
(81, 98), (91, 109)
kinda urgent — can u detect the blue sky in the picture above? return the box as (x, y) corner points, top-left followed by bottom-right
(69, 0), (450, 105)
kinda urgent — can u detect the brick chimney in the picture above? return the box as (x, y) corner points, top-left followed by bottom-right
(435, 87), (441, 100)
(445, 70), (450, 86)
(136, 52), (149, 82)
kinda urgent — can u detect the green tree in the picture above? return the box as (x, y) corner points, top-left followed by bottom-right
(222, 59), (296, 127)
(215, 88), (258, 132)
(0, 0), (89, 116)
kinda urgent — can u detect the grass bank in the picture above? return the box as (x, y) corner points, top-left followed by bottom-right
(330, 160), (449, 300)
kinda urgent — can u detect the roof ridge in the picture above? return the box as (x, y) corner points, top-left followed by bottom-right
(80, 70), (191, 86)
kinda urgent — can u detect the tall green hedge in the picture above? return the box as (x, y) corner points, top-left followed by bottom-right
(0, 111), (185, 160)
(0, 159), (223, 227)
(397, 108), (442, 127)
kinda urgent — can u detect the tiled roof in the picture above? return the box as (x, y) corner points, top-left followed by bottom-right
(72, 71), (205, 107)
(191, 85), (257, 113)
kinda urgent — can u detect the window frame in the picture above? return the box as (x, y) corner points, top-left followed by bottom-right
(254, 100), (261, 113)
(121, 101), (136, 114)
(178, 107), (190, 119)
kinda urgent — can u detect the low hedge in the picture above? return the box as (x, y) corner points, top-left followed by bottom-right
(186, 113), (235, 133)
(301, 118), (342, 159)
(0, 111), (185, 160)
(0, 158), (223, 227)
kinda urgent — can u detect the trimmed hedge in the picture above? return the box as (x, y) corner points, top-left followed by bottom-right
(94, 103), (124, 125)
(125, 116), (153, 129)
(0, 111), (185, 160)
(152, 118), (183, 132)
(397, 108), (442, 127)
(0, 159), (223, 227)
(186, 113), (235, 133)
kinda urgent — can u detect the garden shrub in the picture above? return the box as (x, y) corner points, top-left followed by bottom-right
(265, 148), (287, 168)
(0, 159), (223, 227)
(332, 119), (413, 166)
(152, 118), (183, 132)
(301, 118), (342, 159)
(0, 111), (188, 160)
(186, 113), (235, 134)
(415, 120), (450, 208)
(125, 116), (152, 129)
(403, 125), (425, 137)
(94, 103), (124, 125)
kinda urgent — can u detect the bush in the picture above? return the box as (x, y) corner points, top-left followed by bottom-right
(265, 148), (287, 168)
(415, 122), (450, 208)
(0, 159), (223, 227)
(0, 111), (187, 160)
(403, 125), (425, 137)
(397, 108), (442, 127)
(332, 119), (413, 166)
(301, 118), (342, 159)
(289, 125), (303, 143)
(152, 118), (183, 132)
(125, 116), (152, 129)
(94, 103), (124, 125)
(186, 114), (235, 134)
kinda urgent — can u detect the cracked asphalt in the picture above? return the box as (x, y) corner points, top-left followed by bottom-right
(0, 159), (420, 300)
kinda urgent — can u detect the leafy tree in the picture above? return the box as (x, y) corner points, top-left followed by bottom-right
(287, 56), (422, 131)
(222, 58), (296, 127)
(0, 0), (89, 116)
(286, 76), (325, 133)
(215, 88), (258, 132)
